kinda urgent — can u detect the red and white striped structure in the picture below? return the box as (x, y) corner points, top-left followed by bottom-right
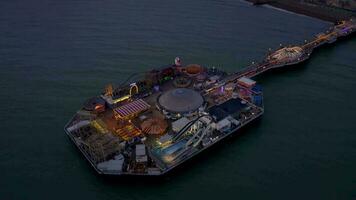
(114, 99), (150, 119)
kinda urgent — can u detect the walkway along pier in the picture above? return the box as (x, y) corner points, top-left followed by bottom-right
(204, 18), (356, 96)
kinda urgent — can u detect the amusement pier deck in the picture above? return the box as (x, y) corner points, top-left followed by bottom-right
(65, 18), (355, 176)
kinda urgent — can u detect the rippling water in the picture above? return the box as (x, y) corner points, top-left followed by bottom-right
(0, 0), (355, 199)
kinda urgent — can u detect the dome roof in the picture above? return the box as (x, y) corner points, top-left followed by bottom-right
(158, 88), (204, 113)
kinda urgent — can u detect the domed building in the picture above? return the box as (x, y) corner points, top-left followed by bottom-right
(157, 88), (204, 114)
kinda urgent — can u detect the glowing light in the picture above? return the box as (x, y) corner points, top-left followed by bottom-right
(129, 83), (139, 97)
(112, 95), (130, 103)
(94, 105), (104, 110)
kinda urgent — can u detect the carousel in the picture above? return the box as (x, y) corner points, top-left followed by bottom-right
(140, 117), (168, 135)
(184, 64), (203, 77)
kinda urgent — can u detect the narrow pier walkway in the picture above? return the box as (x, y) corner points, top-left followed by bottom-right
(204, 18), (355, 96)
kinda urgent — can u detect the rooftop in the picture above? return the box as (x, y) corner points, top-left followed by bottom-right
(209, 98), (248, 121)
(158, 88), (204, 113)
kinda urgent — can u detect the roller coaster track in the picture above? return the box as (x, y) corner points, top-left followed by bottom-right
(172, 115), (209, 142)
(186, 123), (213, 148)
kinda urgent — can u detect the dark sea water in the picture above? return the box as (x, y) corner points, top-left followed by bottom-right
(0, 0), (355, 199)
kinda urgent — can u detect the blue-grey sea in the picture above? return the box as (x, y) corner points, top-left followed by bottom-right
(0, 0), (355, 199)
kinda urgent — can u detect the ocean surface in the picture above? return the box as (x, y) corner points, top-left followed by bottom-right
(0, 0), (355, 199)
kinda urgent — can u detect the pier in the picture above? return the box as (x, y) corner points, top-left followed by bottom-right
(65, 18), (355, 176)
(204, 18), (356, 96)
